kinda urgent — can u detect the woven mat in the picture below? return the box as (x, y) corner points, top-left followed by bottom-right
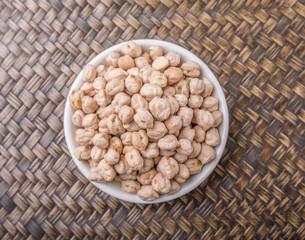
(1, 0), (305, 239)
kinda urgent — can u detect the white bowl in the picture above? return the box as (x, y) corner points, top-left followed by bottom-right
(64, 39), (229, 204)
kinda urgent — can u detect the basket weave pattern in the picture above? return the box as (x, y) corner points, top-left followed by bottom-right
(0, 0), (304, 239)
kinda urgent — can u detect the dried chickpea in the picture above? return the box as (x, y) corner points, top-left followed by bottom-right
(166, 96), (180, 115)
(175, 80), (190, 97)
(174, 164), (190, 184)
(131, 94), (149, 111)
(96, 105), (114, 119)
(202, 78), (214, 97)
(174, 94), (188, 107)
(96, 65), (107, 77)
(123, 145), (136, 154)
(114, 155), (132, 175)
(140, 83), (163, 101)
(205, 128), (220, 146)
(181, 61), (200, 77)
(137, 185), (159, 201)
(94, 89), (111, 107)
(121, 41), (142, 58)
(104, 148), (120, 165)
(137, 169), (157, 185)
(138, 158), (155, 173)
(132, 130), (149, 151)
(157, 156), (179, 179)
(185, 158), (202, 175)
(127, 67), (140, 78)
(98, 160), (116, 181)
(202, 96), (219, 112)
(74, 129), (95, 146)
(82, 64), (96, 82)
(142, 52), (152, 64)
(82, 96), (99, 114)
(118, 105), (134, 124)
(88, 167), (104, 182)
(189, 78), (204, 95)
(107, 114), (125, 135)
(168, 181), (181, 195)
(152, 172), (171, 194)
(70, 90), (84, 110)
(197, 109), (215, 131)
(193, 125), (206, 143)
(165, 51), (181, 67)
(140, 66), (154, 84)
(106, 51), (121, 67)
(98, 117), (111, 134)
(152, 56), (169, 71)
(149, 97), (170, 121)
(82, 113), (99, 130)
(212, 111), (223, 127)
(104, 68), (127, 82)
(118, 55), (135, 70)
(74, 146), (91, 160)
(121, 180), (141, 193)
(135, 56), (149, 69)
(109, 136), (123, 154)
(198, 143), (215, 164)
(163, 86), (176, 97)
(93, 77), (107, 91)
(123, 121), (141, 132)
(189, 141), (201, 158)
(91, 146), (106, 161)
(174, 153), (188, 163)
(176, 139), (193, 156)
(164, 116), (182, 136)
(125, 149), (144, 170)
(80, 82), (95, 96)
(164, 67), (183, 85)
(149, 71), (167, 88)
(149, 46), (163, 60)
(177, 107), (193, 127)
(112, 93), (131, 112)
(72, 110), (85, 127)
(188, 95), (203, 109)
(133, 108), (154, 129)
(147, 121), (168, 141)
(158, 135), (180, 151)
(93, 133), (109, 148)
(120, 132), (133, 145)
(125, 74), (142, 94)
(140, 143), (159, 159)
(105, 79), (125, 96)
(120, 171), (137, 180)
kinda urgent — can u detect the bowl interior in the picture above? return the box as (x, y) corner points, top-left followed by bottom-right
(64, 39), (229, 204)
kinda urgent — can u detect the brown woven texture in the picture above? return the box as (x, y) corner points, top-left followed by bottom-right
(0, 0), (305, 239)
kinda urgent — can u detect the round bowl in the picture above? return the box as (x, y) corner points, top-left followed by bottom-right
(64, 39), (229, 204)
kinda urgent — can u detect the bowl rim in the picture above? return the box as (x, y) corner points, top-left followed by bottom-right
(64, 39), (229, 204)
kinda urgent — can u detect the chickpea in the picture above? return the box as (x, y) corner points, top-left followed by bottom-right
(93, 90), (110, 107)
(104, 66), (115, 80)
(192, 108), (199, 124)
(98, 117), (111, 134)
(105, 79), (125, 96)
(181, 61), (201, 77)
(149, 46), (163, 60)
(185, 158), (202, 175)
(142, 52), (152, 64)
(159, 149), (176, 156)
(82, 113), (99, 130)
(121, 180), (141, 193)
(109, 136), (123, 154)
(140, 143), (159, 159)
(123, 145), (136, 154)
(93, 133), (109, 148)
(202, 96), (219, 112)
(96, 65), (107, 77)
(176, 139), (193, 156)
(175, 80), (189, 97)
(149, 97), (171, 121)
(197, 109), (215, 130)
(112, 92), (131, 109)
(212, 111), (223, 127)
(140, 66), (154, 84)
(120, 171), (137, 180)
(157, 156), (179, 179)
(74, 129), (95, 145)
(127, 67), (140, 78)
(164, 67), (183, 85)
(82, 96), (99, 114)
(121, 132), (133, 146)
(139, 158), (154, 173)
(164, 116), (182, 136)
(118, 105), (134, 124)
(140, 83), (163, 101)
(149, 71), (167, 88)
(125, 149), (144, 171)
(205, 128), (220, 146)
(82, 64), (96, 82)
(91, 146), (106, 161)
(168, 181), (180, 195)
(89, 158), (101, 168)
(198, 143), (216, 164)
(80, 81), (95, 96)
(72, 110), (85, 127)
(123, 121), (141, 132)
(98, 160), (116, 181)
(177, 107), (193, 127)
(114, 155), (132, 175)
(188, 95), (203, 109)
(104, 148), (120, 165)
(147, 121), (168, 141)
(133, 108), (154, 129)
(174, 164), (190, 184)
(193, 125), (206, 142)
(135, 56), (149, 69)
(163, 86), (176, 97)
(202, 78), (214, 97)
(132, 130), (149, 151)
(70, 90), (84, 110)
(158, 135), (180, 151)
(118, 55), (135, 70)
(74, 145), (91, 160)
(189, 141), (201, 158)
(137, 185), (159, 201)
(125, 74), (143, 94)
(106, 51), (121, 67)
(174, 94), (188, 107)
(107, 114), (125, 135)
(189, 78), (204, 95)
(165, 96), (179, 115)
(93, 77), (107, 91)
(137, 169), (157, 185)
(173, 153), (188, 163)
(131, 94), (149, 111)
(152, 173), (171, 194)
(179, 126), (195, 142)
(96, 105), (114, 119)
(165, 51), (181, 67)
(88, 167), (104, 182)
(121, 41), (142, 58)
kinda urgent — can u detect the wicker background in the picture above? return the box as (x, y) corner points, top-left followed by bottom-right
(0, 0), (304, 239)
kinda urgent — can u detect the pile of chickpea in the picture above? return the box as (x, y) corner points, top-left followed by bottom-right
(70, 41), (223, 201)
